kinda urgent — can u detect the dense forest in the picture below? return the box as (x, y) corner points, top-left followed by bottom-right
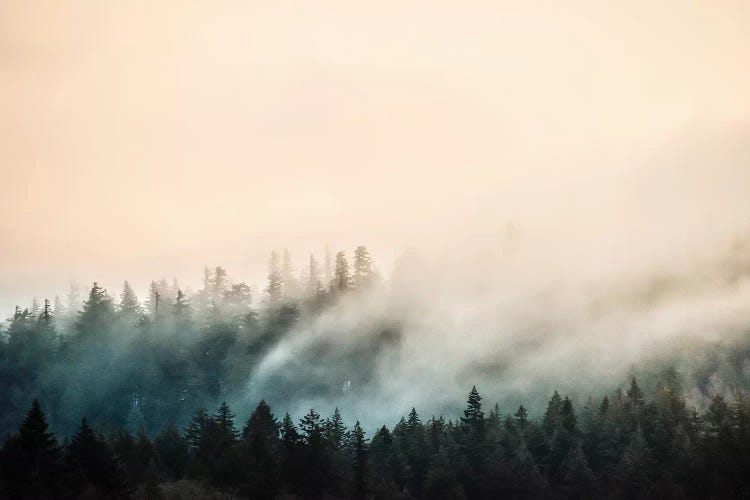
(3, 374), (750, 498)
(3, 244), (750, 498)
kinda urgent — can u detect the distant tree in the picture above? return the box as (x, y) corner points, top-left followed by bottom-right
(461, 385), (485, 430)
(325, 408), (347, 451)
(173, 289), (192, 331)
(543, 390), (563, 435)
(214, 401), (239, 441)
(184, 408), (212, 448)
(265, 251), (284, 303)
(75, 282), (115, 338)
(350, 421), (368, 499)
(334, 251), (351, 291)
(352, 245), (377, 289)
(324, 245), (333, 288)
(119, 281), (142, 317)
(515, 405), (529, 432)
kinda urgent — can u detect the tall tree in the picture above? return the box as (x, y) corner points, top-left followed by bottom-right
(118, 281), (142, 319)
(0, 399), (62, 498)
(75, 282), (115, 338)
(352, 245), (377, 289)
(350, 421), (368, 499)
(334, 251), (351, 291)
(66, 417), (123, 495)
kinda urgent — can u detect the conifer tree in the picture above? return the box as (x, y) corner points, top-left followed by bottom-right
(515, 405), (529, 431)
(66, 417), (123, 495)
(350, 421), (368, 499)
(215, 401), (239, 441)
(154, 421), (188, 479)
(0, 400), (62, 498)
(334, 251), (350, 291)
(119, 281), (142, 317)
(461, 385), (485, 428)
(325, 408), (347, 451)
(352, 245), (376, 289)
(184, 408), (211, 448)
(75, 282), (115, 338)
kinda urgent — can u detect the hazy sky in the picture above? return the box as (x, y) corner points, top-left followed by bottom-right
(2, 1), (750, 311)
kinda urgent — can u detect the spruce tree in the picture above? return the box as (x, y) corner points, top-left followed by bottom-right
(215, 401), (239, 441)
(119, 281), (142, 317)
(334, 251), (350, 291)
(350, 421), (368, 499)
(352, 245), (377, 289)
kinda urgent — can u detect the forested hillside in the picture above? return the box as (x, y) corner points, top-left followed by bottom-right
(3, 244), (750, 498)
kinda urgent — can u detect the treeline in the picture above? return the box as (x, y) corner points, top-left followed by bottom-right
(0, 246), (380, 437)
(3, 375), (750, 499)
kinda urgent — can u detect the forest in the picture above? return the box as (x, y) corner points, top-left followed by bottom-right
(3, 245), (750, 499)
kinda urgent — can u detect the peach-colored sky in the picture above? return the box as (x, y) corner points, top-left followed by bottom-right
(2, 1), (750, 309)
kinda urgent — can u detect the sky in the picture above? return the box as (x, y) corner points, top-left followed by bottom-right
(2, 0), (750, 313)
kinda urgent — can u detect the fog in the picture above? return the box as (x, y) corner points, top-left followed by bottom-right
(2, 1), (750, 431)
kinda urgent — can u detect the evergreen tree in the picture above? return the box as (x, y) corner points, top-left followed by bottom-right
(214, 401), (239, 441)
(242, 400), (281, 499)
(184, 407), (212, 448)
(543, 390), (563, 435)
(0, 399), (62, 498)
(334, 251), (350, 291)
(154, 421), (189, 479)
(514, 404), (529, 432)
(350, 421), (368, 499)
(352, 245), (376, 289)
(119, 280), (142, 317)
(75, 282), (115, 338)
(325, 407), (347, 451)
(461, 385), (485, 429)
(66, 417), (123, 495)
(173, 289), (192, 330)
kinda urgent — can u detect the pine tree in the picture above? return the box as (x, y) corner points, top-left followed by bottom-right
(352, 245), (376, 289)
(119, 281), (142, 317)
(334, 251), (350, 291)
(66, 417), (123, 495)
(325, 408), (347, 450)
(215, 401), (239, 440)
(0, 400), (62, 498)
(242, 400), (280, 443)
(184, 407), (212, 448)
(350, 421), (368, 499)
(75, 282), (115, 338)
(461, 385), (485, 428)
(146, 280), (161, 320)
(514, 405), (529, 432)
(173, 289), (192, 330)
(543, 390), (563, 435)
(300, 408), (322, 444)
(242, 400), (281, 499)
(154, 422), (189, 480)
